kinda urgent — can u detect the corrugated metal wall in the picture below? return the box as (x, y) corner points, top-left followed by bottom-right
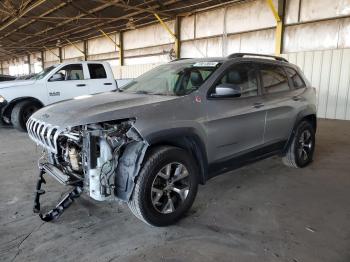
(111, 63), (161, 79)
(283, 49), (350, 120)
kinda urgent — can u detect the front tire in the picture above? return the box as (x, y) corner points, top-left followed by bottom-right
(128, 146), (199, 226)
(282, 121), (315, 168)
(11, 100), (40, 132)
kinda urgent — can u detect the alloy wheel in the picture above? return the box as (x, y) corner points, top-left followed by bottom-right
(151, 162), (190, 214)
(298, 129), (313, 161)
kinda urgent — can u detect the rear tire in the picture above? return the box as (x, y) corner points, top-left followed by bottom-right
(11, 100), (40, 132)
(128, 146), (199, 226)
(282, 121), (315, 168)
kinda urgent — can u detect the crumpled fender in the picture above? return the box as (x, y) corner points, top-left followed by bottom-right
(114, 141), (148, 201)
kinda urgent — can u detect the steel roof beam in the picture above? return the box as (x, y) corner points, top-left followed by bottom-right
(0, 1), (69, 41)
(97, 0), (174, 18)
(18, 1), (116, 44)
(0, 0), (47, 32)
(24, 0), (179, 48)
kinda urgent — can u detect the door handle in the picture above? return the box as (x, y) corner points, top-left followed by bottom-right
(252, 102), (264, 109)
(76, 84), (86, 87)
(104, 83), (112, 85)
(292, 96), (301, 101)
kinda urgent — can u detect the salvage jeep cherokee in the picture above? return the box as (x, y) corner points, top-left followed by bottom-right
(27, 53), (316, 226)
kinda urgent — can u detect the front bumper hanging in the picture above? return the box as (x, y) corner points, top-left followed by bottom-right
(33, 165), (83, 222)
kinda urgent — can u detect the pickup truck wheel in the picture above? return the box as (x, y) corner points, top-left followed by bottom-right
(128, 146), (199, 226)
(282, 121), (315, 168)
(11, 100), (40, 132)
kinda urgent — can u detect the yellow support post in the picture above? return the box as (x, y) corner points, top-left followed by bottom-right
(98, 29), (123, 65)
(174, 16), (180, 59)
(266, 0), (283, 55)
(275, 21), (283, 56)
(99, 29), (120, 47)
(153, 13), (180, 59)
(119, 32), (124, 66)
(41, 51), (44, 69)
(65, 39), (85, 56)
(154, 13), (176, 38)
(58, 46), (62, 63)
(266, 0), (281, 22)
(43, 46), (61, 60)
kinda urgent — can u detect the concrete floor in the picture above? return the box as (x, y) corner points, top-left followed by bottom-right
(0, 119), (350, 262)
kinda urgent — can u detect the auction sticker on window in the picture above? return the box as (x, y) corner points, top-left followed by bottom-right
(193, 62), (219, 67)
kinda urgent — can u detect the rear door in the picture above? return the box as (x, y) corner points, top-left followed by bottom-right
(205, 62), (266, 163)
(87, 63), (115, 94)
(257, 63), (299, 144)
(46, 63), (90, 103)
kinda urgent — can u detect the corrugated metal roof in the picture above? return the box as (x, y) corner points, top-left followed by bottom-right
(0, 0), (244, 60)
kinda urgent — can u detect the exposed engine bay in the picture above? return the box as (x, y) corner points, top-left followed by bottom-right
(29, 119), (148, 221)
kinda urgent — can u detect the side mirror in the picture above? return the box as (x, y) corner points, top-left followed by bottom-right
(211, 83), (241, 98)
(49, 73), (64, 82)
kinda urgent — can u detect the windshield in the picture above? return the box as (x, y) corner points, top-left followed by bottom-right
(121, 62), (220, 96)
(33, 65), (56, 80)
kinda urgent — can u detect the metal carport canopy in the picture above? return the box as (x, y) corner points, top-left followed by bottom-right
(0, 0), (246, 61)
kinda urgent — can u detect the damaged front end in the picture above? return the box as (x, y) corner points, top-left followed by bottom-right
(27, 118), (148, 221)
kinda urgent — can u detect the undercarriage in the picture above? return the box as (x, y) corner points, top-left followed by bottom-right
(27, 119), (148, 221)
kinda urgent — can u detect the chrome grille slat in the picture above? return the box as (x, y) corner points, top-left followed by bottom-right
(33, 121), (40, 141)
(40, 123), (47, 146)
(36, 122), (44, 147)
(29, 119), (35, 138)
(27, 119), (33, 138)
(26, 117), (64, 154)
(46, 126), (54, 149)
(53, 129), (60, 153)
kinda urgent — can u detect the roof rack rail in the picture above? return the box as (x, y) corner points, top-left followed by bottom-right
(170, 58), (192, 62)
(227, 53), (288, 62)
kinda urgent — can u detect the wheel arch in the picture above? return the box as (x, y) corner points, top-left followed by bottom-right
(145, 128), (209, 185)
(2, 97), (44, 122)
(283, 108), (317, 154)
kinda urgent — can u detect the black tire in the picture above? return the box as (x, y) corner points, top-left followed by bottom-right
(11, 100), (40, 132)
(128, 146), (199, 226)
(282, 121), (315, 168)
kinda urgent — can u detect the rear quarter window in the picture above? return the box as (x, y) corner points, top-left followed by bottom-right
(259, 65), (290, 94)
(285, 67), (306, 89)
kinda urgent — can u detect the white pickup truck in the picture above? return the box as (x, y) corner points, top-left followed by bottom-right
(0, 61), (119, 131)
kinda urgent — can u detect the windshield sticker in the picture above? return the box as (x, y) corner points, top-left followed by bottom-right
(193, 62), (219, 67)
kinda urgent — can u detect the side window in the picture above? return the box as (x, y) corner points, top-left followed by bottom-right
(50, 64), (84, 81)
(260, 65), (290, 94)
(214, 64), (258, 98)
(88, 64), (107, 79)
(285, 67), (306, 89)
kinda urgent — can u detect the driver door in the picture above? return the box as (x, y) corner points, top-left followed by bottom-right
(205, 63), (266, 163)
(46, 64), (90, 104)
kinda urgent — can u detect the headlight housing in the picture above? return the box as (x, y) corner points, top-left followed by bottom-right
(0, 95), (5, 103)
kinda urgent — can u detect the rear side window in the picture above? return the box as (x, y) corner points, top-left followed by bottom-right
(285, 67), (306, 89)
(259, 65), (290, 94)
(88, 64), (107, 79)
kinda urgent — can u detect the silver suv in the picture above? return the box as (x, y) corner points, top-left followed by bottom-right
(27, 53), (316, 226)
